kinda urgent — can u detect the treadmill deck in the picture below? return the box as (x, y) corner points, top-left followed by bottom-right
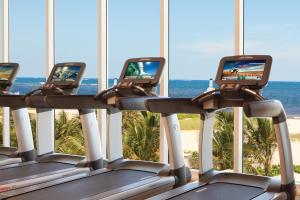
(0, 162), (74, 182)
(171, 182), (264, 200)
(9, 169), (156, 200)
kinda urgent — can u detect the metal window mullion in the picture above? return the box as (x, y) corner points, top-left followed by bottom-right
(35, 0), (55, 155)
(159, 0), (169, 164)
(98, 0), (108, 159)
(233, 0), (244, 173)
(2, 0), (10, 147)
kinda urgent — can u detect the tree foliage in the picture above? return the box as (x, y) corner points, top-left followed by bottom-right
(243, 117), (277, 175)
(54, 111), (85, 155)
(213, 111), (234, 170)
(122, 111), (160, 162)
(211, 111), (278, 176)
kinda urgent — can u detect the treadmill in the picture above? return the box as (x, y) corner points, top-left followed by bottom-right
(2, 57), (190, 200)
(147, 55), (296, 200)
(0, 63), (35, 166)
(0, 62), (103, 193)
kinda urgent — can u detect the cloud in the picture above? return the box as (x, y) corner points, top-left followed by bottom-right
(175, 40), (233, 55)
(245, 39), (300, 61)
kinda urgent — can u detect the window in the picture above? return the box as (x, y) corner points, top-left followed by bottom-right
(245, 0), (300, 180)
(54, 0), (98, 155)
(10, 0), (46, 94)
(169, 0), (234, 170)
(108, 0), (160, 84)
(9, 0), (46, 147)
(55, 0), (98, 94)
(109, 0), (160, 162)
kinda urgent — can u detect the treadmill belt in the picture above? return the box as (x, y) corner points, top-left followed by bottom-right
(171, 183), (264, 200)
(0, 162), (74, 182)
(9, 169), (156, 200)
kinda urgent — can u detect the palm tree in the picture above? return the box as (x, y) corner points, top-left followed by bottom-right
(244, 117), (276, 176)
(54, 111), (85, 155)
(123, 111), (160, 162)
(213, 111), (234, 170)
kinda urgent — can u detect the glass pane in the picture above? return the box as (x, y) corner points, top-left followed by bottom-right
(9, 0), (46, 147)
(245, 0), (300, 181)
(55, 0), (98, 95)
(170, 0), (234, 171)
(109, 0), (160, 162)
(108, 0), (160, 84)
(10, 0), (46, 94)
(54, 0), (98, 155)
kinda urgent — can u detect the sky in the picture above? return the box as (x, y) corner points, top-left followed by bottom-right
(1, 0), (300, 81)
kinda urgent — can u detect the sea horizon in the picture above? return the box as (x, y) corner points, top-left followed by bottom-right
(10, 77), (300, 116)
(15, 76), (300, 83)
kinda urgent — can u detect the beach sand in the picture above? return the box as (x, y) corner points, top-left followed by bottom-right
(287, 117), (300, 135)
(181, 117), (300, 165)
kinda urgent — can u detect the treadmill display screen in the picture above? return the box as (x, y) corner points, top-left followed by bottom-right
(221, 60), (266, 81)
(123, 61), (160, 80)
(51, 66), (81, 83)
(0, 66), (16, 81)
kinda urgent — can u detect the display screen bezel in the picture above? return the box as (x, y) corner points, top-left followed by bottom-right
(0, 63), (19, 87)
(215, 55), (272, 87)
(46, 62), (86, 87)
(119, 57), (165, 86)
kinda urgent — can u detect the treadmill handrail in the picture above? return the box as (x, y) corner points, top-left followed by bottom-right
(145, 97), (205, 114)
(117, 96), (158, 111)
(243, 100), (286, 122)
(0, 95), (28, 108)
(244, 100), (295, 187)
(45, 95), (112, 109)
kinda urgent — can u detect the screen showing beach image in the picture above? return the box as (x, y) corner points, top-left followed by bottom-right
(222, 60), (266, 81)
(124, 61), (160, 80)
(0, 66), (15, 81)
(51, 66), (81, 83)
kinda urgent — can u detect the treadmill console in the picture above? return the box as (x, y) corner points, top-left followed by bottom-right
(45, 62), (86, 94)
(215, 55), (272, 91)
(192, 55), (272, 109)
(24, 62), (85, 103)
(96, 57), (165, 104)
(0, 63), (19, 92)
(119, 57), (165, 87)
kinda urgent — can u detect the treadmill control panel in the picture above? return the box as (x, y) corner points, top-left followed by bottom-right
(0, 63), (19, 92)
(215, 55), (272, 90)
(192, 55), (273, 108)
(95, 57), (165, 104)
(119, 57), (165, 87)
(44, 62), (86, 95)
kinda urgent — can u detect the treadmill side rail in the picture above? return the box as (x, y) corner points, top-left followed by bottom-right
(0, 167), (88, 191)
(146, 181), (205, 200)
(0, 168), (111, 199)
(251, 192), (287, 200)
(84, 176), (176, 200)
(0, 158), (22, 167)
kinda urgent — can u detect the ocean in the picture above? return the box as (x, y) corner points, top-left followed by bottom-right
(10, 78), (300, 116)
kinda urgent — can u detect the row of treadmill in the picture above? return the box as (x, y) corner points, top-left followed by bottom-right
(0, 55), (295, 199)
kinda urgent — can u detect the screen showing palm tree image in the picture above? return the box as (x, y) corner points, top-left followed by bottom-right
(0, 66), (15, 81)
(124, 61), (160, 80)
(51, 66), (81, 83)
(222, 60), (266, 81)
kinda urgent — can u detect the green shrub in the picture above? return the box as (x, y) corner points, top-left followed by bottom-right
(122, 111), (160, 162)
